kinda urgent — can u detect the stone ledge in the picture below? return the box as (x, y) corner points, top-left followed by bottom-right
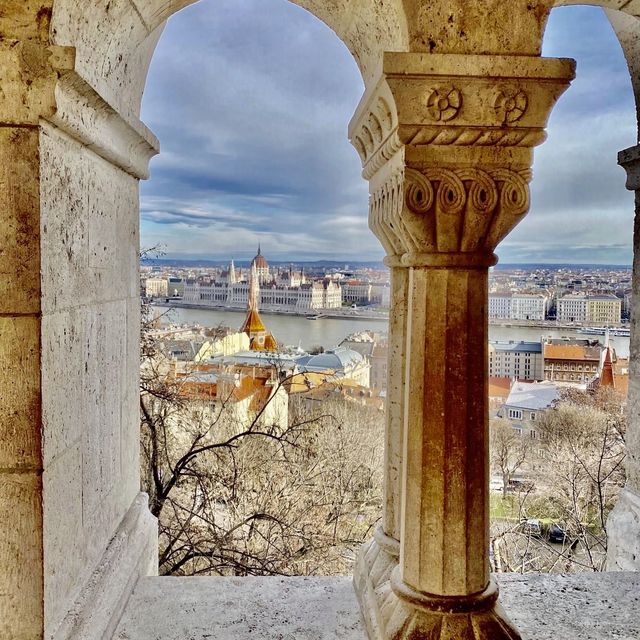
(113, 572), (640, 640)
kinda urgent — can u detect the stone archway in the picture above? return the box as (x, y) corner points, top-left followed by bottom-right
(2, 1), (640, 639)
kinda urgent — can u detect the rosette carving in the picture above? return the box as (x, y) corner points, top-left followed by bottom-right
(426, 85), (462, 122)
(494, 86), (528, 124)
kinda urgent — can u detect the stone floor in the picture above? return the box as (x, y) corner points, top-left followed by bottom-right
(113, 572), (640, 639)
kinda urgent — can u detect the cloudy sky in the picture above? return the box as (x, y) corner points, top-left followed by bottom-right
(140, 2), (636, 264)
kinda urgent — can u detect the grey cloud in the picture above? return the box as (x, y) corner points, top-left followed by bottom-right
(140, 2), (636, 264)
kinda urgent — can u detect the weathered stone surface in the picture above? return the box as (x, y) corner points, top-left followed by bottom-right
(38, 117), (142, 640)
(0, 3), (638, 640)
(120, 297), (142, 510)
(607, 489), (640, 571)
(607, 144), (640, 569)
(0, 1), (54, 40)
(0, 128), (41, 315)
(42, 308), (86, 466)
(43, 442), (83, 637)
(0, 316), (41, 469)
(52, 494), (158, 640)
(115, 576), (366, 640)
(498, 572), (640, 639)
(40, 122), (140, 314)
(113, 574), (640, 640)
(0, 40), (74, 125)
(350, 49), (573, 640)
(0, 473), (43, 640)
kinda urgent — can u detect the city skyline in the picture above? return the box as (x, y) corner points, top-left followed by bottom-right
(140, 1), (636, 264)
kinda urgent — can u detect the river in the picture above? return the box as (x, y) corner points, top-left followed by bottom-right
(156, 306), (631, 358)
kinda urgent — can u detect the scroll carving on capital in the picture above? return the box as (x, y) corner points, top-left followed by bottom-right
(370, 166), (531, 258)
(352, 94), (397, 169)
(369, 169), (406, 258)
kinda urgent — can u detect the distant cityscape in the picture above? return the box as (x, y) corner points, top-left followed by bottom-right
(142, 250), (631, 327)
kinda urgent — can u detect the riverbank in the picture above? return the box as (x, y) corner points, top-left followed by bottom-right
(153, 305), (631, 356)
(152, 301), (389, 322)
(151, 300), (629, 331)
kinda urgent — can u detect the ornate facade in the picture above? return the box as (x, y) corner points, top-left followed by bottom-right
(184, 256), (342, 310)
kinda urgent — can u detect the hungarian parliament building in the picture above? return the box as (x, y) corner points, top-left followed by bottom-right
(183, 248), (344, 311)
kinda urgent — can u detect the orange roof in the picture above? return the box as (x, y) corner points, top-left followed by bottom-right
(249, 333), (278, 352)
(241, 308), (267, 334)
(489, 376), (512, 399)
(600, 348), (615, 388)
(602, 354), (629, 396)
(544, 344), (601, 362)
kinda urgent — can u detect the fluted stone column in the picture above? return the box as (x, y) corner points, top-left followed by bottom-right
(350, 52), (574, 640)
(607, 144), (640, 571)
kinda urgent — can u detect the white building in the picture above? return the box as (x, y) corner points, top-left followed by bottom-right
(184, 278), (342, 311)
(510, 294), (548, 321)
(145, 277), (168, 298)
(498, 380), (560, 438)
(488, 293), (512, 319)
(489, 293), (547, 321)
(557, 294), (622, 324)
(342, 281), (372, 305)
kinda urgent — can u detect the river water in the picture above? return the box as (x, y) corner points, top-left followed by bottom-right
(157, 306), (631, 358)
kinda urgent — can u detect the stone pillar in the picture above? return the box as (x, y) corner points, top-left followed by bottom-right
(0, 14), (158, 638)
(0, 31), (75, 639)
(350, 52), (574, 640)
(607, 144), (640, 571)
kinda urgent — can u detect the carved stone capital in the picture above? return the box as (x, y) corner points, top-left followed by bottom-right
(0, 41), (75, 125)
(618, 144), (640, 191)
(369, 164), (531, 262)
(349, 52), (575, 180)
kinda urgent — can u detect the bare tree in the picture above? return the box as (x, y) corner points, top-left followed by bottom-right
(490, 417), (530, 499)
(490, 388), (627, 574)
(139, 304), (384, 576)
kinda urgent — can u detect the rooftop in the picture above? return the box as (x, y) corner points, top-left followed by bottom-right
(544, 344), (602, 361)
(505, 380), (560, 410)
(490, 341), (542, 353)
(299, 347), (364, 372)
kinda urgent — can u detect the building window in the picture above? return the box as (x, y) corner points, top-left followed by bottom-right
(530, 412), (536, 421)
(508, 409), (523, 420)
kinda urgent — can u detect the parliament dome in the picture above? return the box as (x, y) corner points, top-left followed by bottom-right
(251, 245), (268, 270)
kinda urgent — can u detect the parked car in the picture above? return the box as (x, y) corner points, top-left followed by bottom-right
(521, 518), (542, 537)
(547, 523), (568, 543)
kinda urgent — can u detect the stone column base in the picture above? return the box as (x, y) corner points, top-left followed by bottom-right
(353, 526), (400, 640)
(384, 572), (520, 640)
(52, 493), (158, 640)
(607, 488), (640, 571)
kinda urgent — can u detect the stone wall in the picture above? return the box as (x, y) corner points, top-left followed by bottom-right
(39, 122), (145, 636)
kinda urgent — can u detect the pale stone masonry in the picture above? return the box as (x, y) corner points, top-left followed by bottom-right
(2, 3), (640, 640)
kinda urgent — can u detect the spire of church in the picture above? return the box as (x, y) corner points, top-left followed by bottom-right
(240, 262), (277, 352)
(249, 262), (260, 310)
(229, 259), (236, 285)
(257, 243), (261, 256)
(600, 345), (615, 389)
